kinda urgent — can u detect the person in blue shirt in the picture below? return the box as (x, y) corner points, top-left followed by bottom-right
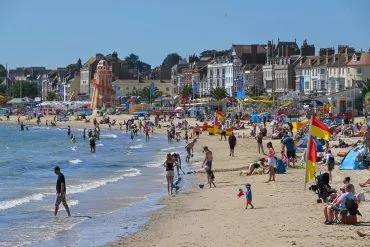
(245, 183), (254, 209)
(281, 132), (296, 167)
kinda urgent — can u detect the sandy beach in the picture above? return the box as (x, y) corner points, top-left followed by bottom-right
(2, 115), (370, 247)
(102, 120), (370, 247)
(105, 133), (370, 247)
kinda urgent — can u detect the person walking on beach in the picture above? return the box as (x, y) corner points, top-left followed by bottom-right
(256, 132), (264, 154)
(281, 132), (295, 168)
(185, 139), (196, 163)
(220, 123), (227, 141)
(228, 132), (236, 157)
(202, 146), (214, 185)
(17, 116), (20, 125)
(265, 142), (276, 182)
(163, 153), (177, 195)
(53, 166), (71, 217)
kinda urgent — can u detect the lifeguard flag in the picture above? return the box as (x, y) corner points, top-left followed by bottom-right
(216, 111), (224, 120)
(306, 136), (317, 183)
(311, 116), (332, 141)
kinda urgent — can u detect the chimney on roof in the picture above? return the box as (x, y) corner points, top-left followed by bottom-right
(326, 55), (329, 64)
(333, 54), (336, 63)
(286, 46), (290, 57)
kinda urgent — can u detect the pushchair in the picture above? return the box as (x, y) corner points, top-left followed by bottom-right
(309, 172), (337, 203)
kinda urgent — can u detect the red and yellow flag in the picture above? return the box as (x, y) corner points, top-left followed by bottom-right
(216, 111), (224, 120)
(306, 136), (317, 183)
(311, 116), (332, 141)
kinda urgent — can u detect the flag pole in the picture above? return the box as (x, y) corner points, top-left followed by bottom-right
(304, 115), (314, 190)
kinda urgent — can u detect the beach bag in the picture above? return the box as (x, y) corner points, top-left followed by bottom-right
(276, 159), (286, 174)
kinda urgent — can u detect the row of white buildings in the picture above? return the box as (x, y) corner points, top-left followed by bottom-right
(169, 40), (370, 115)
(171, 41), (370, 100)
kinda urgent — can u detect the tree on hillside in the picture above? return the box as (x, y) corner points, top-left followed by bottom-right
(9, 80), (38, 98)
(130, 86), (162, 101)
(162, 53), (181, 67)
(210, 87), (227, 101)
(181, 85), (193, 96)
(200, 49), (230, 58)
(125, 53), (139, 69)
(361, 79), (370, 96)
(46, 91), (56, 101)
(0, 84), (6, 95)
(77, 58), (83, 69)
(0, 64), (6, 78)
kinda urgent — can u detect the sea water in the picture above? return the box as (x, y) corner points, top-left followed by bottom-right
(0, 125), (187, 247)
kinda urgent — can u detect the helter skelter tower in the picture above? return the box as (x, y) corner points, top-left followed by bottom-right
(91, 60), (115, 108)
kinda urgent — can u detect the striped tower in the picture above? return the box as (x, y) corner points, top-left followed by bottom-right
(91, 60), (115, 109)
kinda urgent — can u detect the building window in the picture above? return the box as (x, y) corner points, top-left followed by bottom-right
(126, 87), (129, 90)
(166, 87), (169, 91)
(313, 80), (317, 90)
(305, 81), (309, 90)
(357, 68), (362, 74)
(217, 79), (220, 87)
(222, 79), (225, 87)
(222, 69), (225, 75)
(217, 69), (220, 76)
(321, 81), (326, 90)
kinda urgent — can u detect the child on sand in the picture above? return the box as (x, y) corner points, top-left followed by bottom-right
(238, 183), (254, 209)
(265, 142), (276, 182)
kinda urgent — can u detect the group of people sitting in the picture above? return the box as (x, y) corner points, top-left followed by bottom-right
(323, 177), (363, 225)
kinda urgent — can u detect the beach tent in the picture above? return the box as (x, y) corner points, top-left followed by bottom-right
(250, 113), (261, 123)
(340, 146), (368, 170)
(296, 135), (324, 153)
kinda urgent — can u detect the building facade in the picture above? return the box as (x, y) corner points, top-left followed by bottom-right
(347, 52), (370, 85)
(263, 39), (305, 95)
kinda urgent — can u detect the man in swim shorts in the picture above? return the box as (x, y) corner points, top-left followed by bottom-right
(185, 139), (196, 162)
(202, 146), (214, 185)
(54, 166), (71, 217)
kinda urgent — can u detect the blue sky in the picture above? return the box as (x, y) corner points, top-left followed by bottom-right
(1, 0), (369, 69)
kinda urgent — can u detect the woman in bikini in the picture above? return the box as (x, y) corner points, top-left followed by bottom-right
(163, 153), (177, 195)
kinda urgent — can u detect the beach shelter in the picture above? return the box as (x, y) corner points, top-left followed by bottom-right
(147, 121), (155, 127)
(250, 113), (261, 123)
(296, 135), (324, 153)
(339, 146), (368, 170)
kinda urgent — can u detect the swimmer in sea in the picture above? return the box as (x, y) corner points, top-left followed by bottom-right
(70, 134), (76, 143)
(67, 126), (71, 136)
(83, 128), (86, 140)
(20, 122), (24, 131)
(89, 135), (96, 153)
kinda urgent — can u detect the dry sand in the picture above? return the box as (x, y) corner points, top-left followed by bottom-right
(107, 129), (370, 247)
(2, 114), (370, 246)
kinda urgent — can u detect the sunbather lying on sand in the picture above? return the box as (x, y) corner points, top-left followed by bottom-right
(357, 231), (370, 237)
